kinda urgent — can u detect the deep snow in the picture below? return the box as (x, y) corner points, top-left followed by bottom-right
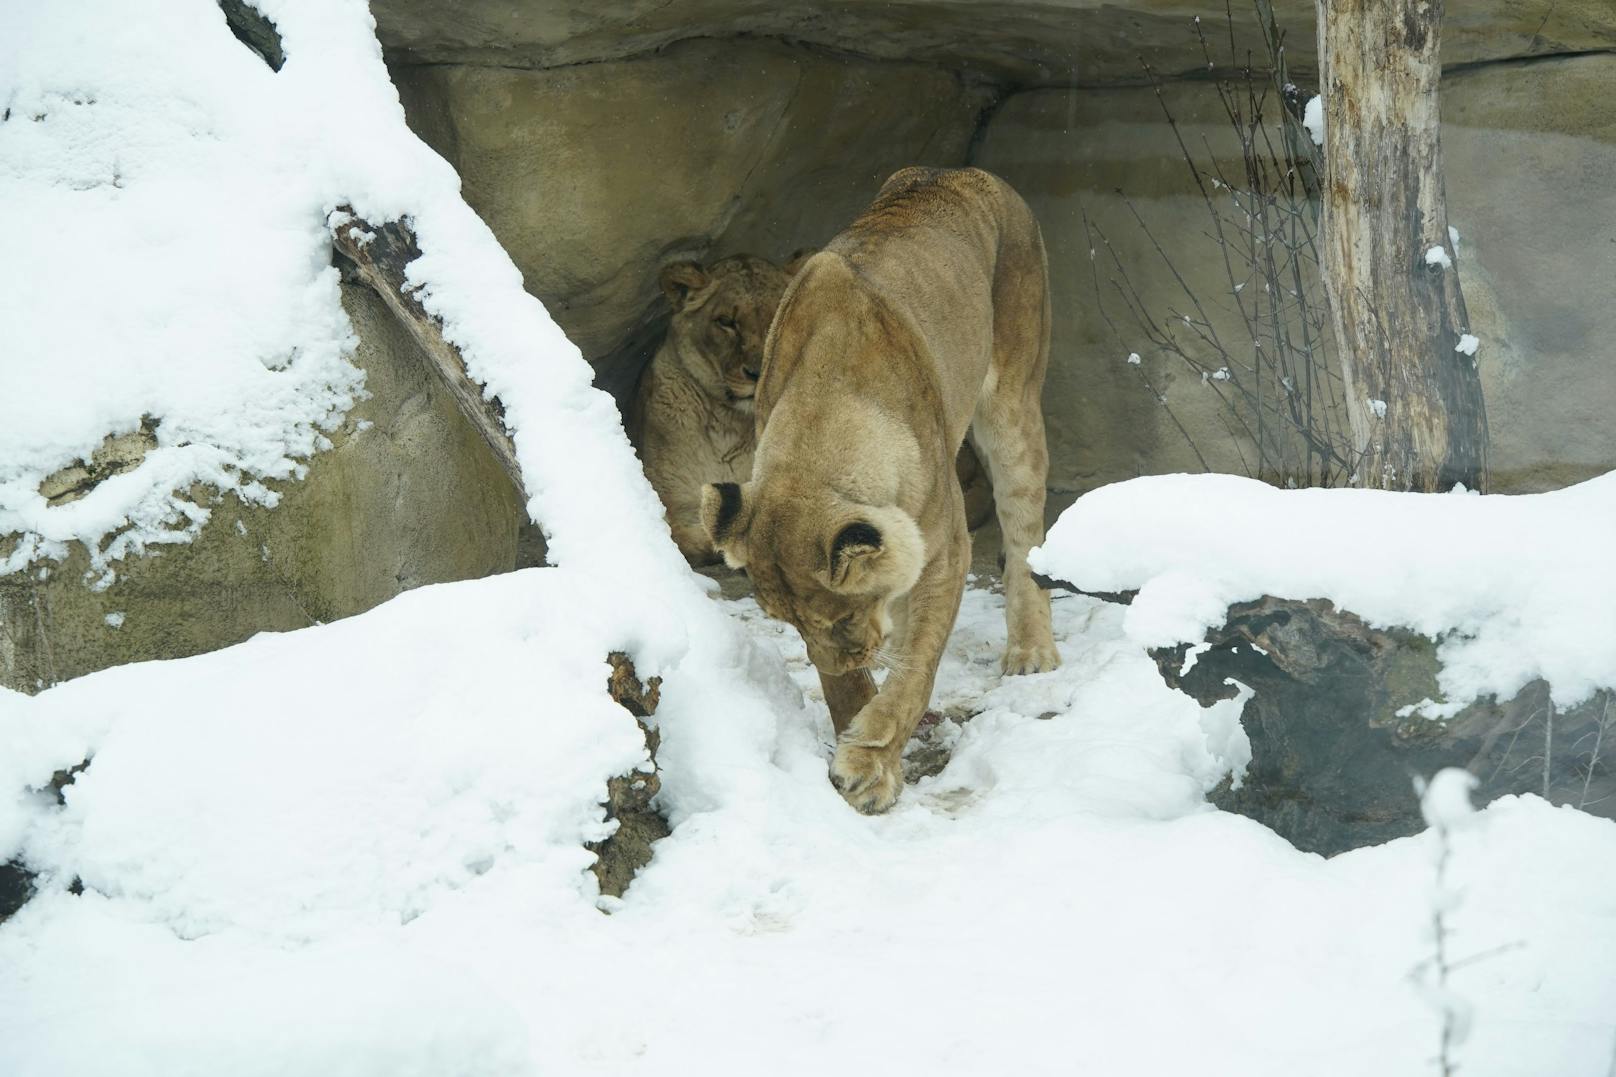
(3, 2), (1614, 1073)
(1031, 471), (1616, 717)
(3, 574), (1614, 1076)
(1, 0), (689, 610)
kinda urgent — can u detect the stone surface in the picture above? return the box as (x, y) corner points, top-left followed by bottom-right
(390, 37), (991, 400)
(371, 0), (1616, 87)
(975, 52), (1616, 495)
(1154, 596), (1616, 855)
(974, 79), (1272, 494)
(0, 284), (526, 692)
(1442, 53), (1616, 492)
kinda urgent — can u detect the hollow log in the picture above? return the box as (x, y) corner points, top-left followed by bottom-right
(1316, 0), (1489, 491)
(331, 209), (527, 501)
(1155, 596), (1614, 854)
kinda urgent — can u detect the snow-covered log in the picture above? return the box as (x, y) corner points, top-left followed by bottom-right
(332, 210), (527, 501)
(1316, 0), (1490, 491)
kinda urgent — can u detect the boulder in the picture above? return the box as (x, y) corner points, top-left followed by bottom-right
(0, 284), (525, 692)
(1155, 596), (1616, 855)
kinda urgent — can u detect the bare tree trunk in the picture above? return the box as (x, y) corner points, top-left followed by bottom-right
(1316, 0), (1489, 492)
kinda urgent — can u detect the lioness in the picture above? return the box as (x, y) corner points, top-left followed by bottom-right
(629, 253), (805, 565)
(700, 166), (1060, 814)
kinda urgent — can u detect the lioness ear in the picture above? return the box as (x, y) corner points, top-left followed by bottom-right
(826, 507), (924, 595)
(659, 261), (708, 311)
(700, 481), (751, 568)
(783, 248), (818, 276)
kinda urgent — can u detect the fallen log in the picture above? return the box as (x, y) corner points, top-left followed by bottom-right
(330, 209), (527, 501)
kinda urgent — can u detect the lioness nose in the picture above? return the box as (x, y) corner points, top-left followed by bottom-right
(743, 367), (760, 381)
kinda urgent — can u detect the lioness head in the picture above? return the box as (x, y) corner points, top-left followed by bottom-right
(659, 252), (812, 409)
(699, 480), (924, 674)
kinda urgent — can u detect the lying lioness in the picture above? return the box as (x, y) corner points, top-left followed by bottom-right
(700, 167), (1060, 813)
(629, 253), (804, 565)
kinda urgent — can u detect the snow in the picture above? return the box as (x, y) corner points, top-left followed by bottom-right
(3, 575), (1613, 1075)
(1426, 245), (1454, 270)
(1420, 768), (1479, 830)
(1456, 333), (1481, 357)
(1, 0), (688, 611)
(3, 3), (1613, 1074)
(1303, 95), (1325, 147)
(1031, 472), (1616, 715)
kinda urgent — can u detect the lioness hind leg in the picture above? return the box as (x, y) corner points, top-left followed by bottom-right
(972, 403), (1059, 674)
(974, 228), (1059, 676)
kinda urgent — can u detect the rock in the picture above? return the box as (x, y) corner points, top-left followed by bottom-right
(976, 51), (1616, 495)
(0, 761), (90, 925)
(390, 37), (990, 401)
(591, 653), (668, 899)
(0, 283), (526, 692)
(371, 0), (1616, 87)
(974, 79), (1263, 494)
(217, 0), (283, 72)
(1154, 596), (1616, 855)
(0, 862), (30, 926)
(1442, 54), (1616, 492)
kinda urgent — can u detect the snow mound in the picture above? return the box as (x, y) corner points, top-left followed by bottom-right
(0, 0), (686, 598)
(4, 578), (1614, 1075)
(1030, 472), (1616, 714)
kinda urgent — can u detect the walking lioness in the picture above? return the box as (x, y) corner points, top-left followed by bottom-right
(699, 167), (1060, 814)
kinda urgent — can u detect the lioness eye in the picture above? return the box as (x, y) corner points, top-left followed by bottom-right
(715, 315), (736, 332)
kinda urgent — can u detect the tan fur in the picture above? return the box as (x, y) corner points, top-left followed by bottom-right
(701, 167), (1060, 814)
(629, 253), (806, 565)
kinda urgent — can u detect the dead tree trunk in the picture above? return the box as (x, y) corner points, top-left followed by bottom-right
(1316, 0), (1489, 492)
(331, 209), (527, 501)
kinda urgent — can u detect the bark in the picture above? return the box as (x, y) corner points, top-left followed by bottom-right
(590, 653), (670, 899)
(331, 209), (527, 501)
(1316, 0), (1489, 491)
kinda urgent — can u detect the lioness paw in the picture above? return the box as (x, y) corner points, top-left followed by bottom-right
(829, 743), (903, 815)
(1002, 641), (1060, 676)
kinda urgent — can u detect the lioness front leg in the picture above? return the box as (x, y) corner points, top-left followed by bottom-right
(819, 667), (876, 739)
(830, 525), (969, 813)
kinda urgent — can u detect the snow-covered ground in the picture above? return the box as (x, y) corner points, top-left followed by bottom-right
(4, 572), (1614, 1076)
(4, 1), (1614, 1073)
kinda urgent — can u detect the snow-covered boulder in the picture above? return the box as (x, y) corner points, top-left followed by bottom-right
(1, 284), (526, 692)
(1032, 472), (1616, 852)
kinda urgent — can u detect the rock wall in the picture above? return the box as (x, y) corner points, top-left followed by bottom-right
(391, 36), (992, 401)
(0, 285), (525, 692)
(976, 51), (1616, 494)
(370, 0), (1616, 85)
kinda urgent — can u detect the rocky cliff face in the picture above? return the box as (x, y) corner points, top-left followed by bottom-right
(6, 0), (1612, 689)
(382, 0), (1616, 495)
